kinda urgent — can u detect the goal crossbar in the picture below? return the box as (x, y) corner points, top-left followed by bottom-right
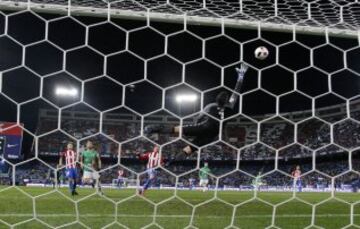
(0, 0), (358, 38)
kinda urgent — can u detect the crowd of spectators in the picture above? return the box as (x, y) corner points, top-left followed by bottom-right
(260, 121), (294, 149)
(34, 110), (360, 162)
(14, 108), (359, 191)
(333, 119), (360, 149)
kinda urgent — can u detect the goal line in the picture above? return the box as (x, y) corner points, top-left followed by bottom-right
(0, 213), (355, 219)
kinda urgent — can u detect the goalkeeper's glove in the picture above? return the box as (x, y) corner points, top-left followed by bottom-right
(235, 63), (249, 78)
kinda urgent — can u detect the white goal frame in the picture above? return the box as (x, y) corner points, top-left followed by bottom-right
(0, 0), (358, 38)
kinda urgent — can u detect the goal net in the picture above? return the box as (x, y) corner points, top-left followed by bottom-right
(0, 0), (359, 228)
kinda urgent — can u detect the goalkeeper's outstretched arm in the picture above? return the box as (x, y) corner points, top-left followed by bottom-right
(227, 63), (248, 110)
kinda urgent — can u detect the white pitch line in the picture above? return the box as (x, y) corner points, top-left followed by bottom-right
(0, 213), (356, 219)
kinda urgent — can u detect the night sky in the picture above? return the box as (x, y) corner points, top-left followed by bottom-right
(0, 9), (359, 156)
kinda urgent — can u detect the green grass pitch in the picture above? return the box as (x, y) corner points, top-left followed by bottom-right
(0, 186), (359, 229)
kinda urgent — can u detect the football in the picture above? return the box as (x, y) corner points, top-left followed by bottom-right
(254, 46), (269, 60)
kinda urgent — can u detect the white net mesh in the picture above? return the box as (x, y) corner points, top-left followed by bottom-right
(0, 0), (359, 229)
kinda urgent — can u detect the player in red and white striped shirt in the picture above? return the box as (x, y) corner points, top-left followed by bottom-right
(137, 145), (163, 195)
(291, 165), (302, 192)
(117, 169), (125, 189)
(59, 142), (78, 196)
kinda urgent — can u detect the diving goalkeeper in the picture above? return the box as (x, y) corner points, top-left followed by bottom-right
(145, 63), (249, 156)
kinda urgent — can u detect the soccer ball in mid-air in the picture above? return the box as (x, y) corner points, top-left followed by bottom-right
(254, 46), (269, 60)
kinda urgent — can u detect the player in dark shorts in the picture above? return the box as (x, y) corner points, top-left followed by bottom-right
(145, 63), (249, 156)
(47, 168), (56, 188)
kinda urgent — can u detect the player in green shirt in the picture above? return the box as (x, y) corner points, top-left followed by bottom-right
(199, 162), (211, 192)
(252, 172), (264, 192)
(80, 140), (102, 193)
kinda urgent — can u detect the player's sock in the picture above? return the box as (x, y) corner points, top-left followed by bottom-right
(69, 180), (73, 193)
(98, 184), (103, 194)
(73, 181), (77, 192)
